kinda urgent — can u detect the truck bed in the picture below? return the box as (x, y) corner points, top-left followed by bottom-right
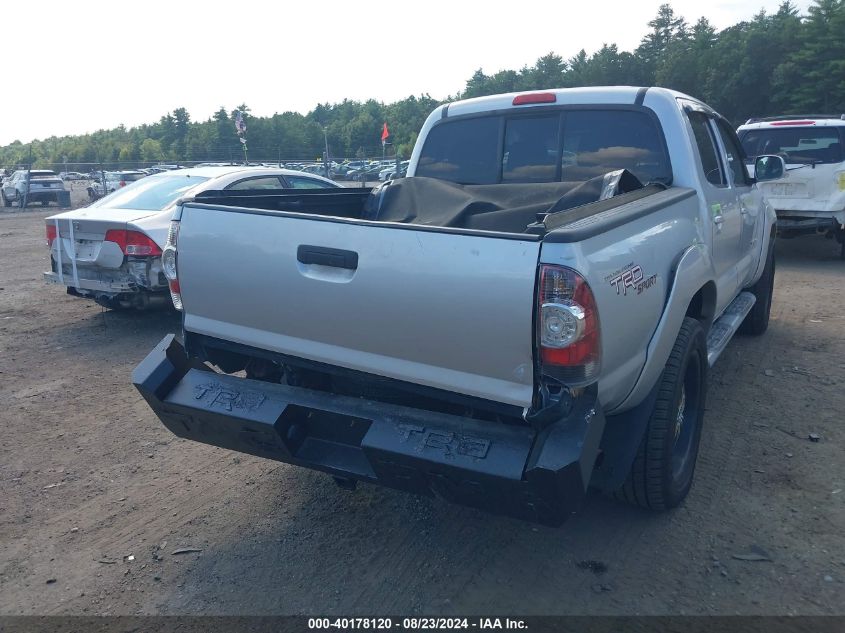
(173, 176), (686, 410)
(187, 171), (651, 236)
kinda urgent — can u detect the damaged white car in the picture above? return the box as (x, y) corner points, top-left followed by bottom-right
(44, 166), (338, 309)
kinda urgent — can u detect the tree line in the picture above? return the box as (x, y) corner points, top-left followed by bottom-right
(2, 0), (843, 170)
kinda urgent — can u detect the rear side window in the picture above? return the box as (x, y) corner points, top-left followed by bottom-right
(688, 112), (725, 186)
(285, 176), (336, 189)
(739, 127), (844, 165)
(417, 109), (671, 185)
(226, 176), (285, 190)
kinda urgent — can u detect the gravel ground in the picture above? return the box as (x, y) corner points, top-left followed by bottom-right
(0, 208), (843, 616)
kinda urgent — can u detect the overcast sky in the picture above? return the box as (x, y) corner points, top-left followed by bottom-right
(1, 0), (813, 146)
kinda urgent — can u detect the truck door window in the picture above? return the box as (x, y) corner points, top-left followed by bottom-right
(502, 115), (559, 182)
(713, 119), (751, 186)
(688, 112), (726, 186)
(416, 116), (501, 184)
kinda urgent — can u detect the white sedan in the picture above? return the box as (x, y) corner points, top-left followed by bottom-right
(44, 166), (338, 309)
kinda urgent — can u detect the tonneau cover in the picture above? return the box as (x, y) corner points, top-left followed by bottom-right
(366, 172), (644, 233)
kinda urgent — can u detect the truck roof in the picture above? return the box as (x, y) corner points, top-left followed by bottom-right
(441, 86), (709, 119)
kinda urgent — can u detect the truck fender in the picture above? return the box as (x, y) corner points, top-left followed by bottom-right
(747, 211), (776, 288)
(612, 243), (713, 413)
(590, 244), (712, 491)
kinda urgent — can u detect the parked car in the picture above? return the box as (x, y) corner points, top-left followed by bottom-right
(88, 171), (147, 199)
(59, 171), (87, 181)
(379, 160), (410, 181)
(331, 164), (353, 180)
(300, 164), (331, 177)
(44, 167), (339, 309)
(349, 163), (383, 181)
(134, 87), (780, 526)
(737, 114), (845, 257)
(2, 170), (66, 207)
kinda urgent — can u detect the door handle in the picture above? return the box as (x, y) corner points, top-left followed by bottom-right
(297, 245), (359, 270)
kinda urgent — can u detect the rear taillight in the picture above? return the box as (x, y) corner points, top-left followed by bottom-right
(161, 221), (181, 310)
(537, 264), (600, 386)
(104, 230), (162, 256)
(45, 223), (57, 247)
(119, 180), (127, 187)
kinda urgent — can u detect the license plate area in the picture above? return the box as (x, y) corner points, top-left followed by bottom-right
(765, 182), (808, 197)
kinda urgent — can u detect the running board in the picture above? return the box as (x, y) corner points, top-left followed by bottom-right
(706, 291), (756, 366)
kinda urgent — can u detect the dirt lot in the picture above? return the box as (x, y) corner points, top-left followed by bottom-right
(0, 208), (843, 616)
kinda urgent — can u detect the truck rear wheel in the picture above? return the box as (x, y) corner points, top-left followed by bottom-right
(615, 317), (707, 510)
(739, 245), (775, 335)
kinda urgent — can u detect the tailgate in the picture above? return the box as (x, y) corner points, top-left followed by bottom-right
(178, 205), (542, 408)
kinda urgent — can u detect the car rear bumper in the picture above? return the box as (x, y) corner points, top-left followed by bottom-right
(25, 190), (61, 201)
(43, 270), (135, 294)
(133, 335), (606, 526)
(775, 210), (845, 235)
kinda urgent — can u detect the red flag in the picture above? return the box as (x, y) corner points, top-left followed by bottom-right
(381, 122), (389, 142)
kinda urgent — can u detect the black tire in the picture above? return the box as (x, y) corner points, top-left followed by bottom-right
(739, 244), (775, 335)
(615, 317), (707, 510)
(1, 192), (10, 207)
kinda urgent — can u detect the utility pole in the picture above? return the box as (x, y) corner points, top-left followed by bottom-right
(323, 127), (330, 178)
(20, 145), (35, 209)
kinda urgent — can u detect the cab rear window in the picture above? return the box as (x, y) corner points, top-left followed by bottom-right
(416, 109), (672, 185)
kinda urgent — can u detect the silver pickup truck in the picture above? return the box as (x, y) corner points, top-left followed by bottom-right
(134, 87), (782, 526)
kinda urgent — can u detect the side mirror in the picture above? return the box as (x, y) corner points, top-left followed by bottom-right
(754, 155), (785, 182)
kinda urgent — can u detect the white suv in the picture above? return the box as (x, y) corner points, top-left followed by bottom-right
(1, 170), (66, 207)
(737, 115), (845, 257)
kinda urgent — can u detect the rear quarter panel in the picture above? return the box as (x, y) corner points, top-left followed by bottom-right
(540, 191), (704, 412)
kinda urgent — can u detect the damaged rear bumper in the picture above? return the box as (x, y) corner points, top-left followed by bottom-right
(133, 335), (606, 526)
(775, 211), (844, 236)
(43, 270), (135, 294)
